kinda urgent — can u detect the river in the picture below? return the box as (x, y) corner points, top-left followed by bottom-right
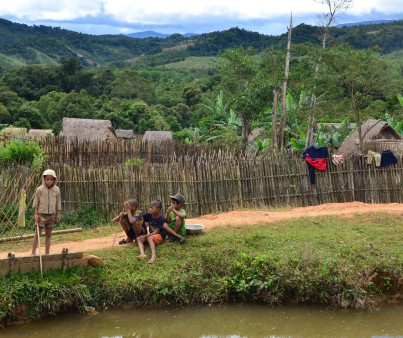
(2, 303), (402, 337)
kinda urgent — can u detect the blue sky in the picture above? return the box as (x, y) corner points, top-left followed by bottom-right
(0, 0), (402, 36)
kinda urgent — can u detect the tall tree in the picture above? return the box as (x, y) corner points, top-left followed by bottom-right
(322, 44), (398, 150)
(306, 0), (353, 147)
(278, 13), (293, 149)
(218, 47), (269, 144)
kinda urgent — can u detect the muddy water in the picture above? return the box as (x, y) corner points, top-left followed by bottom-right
(2, 304), (403, 338)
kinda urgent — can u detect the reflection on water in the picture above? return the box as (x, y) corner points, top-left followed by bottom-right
(1, 303), (403, 338)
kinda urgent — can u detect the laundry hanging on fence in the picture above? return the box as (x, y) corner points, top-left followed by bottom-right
(367, 150), (382, 167)
(302, 146), (328, 184)
(17, 188), (27, 227)
(380, 150), (398, 168)
(332, 154), (346, 166)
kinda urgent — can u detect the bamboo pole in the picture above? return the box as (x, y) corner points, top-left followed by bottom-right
(0, 228), (83, 243)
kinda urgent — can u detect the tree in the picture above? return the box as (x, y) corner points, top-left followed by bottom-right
(218, 47), (269, 144)
(278, 13), (293, 149)
(0, 103), (11, 123)
(322, 44), (399, 150)
(306, 0), (353, 147)
(315, 0), (353, 49)
(111, 70), (156, 103)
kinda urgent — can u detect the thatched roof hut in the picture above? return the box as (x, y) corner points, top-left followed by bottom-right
(338, 119), (402, 155)
(0, 127), (27, 138)
(142, 131), (172, 143)
(59, 118), (118, 142)
(27, 129), (54, 139)
(115, 129), (136, 140)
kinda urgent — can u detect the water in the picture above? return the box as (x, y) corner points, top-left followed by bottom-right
(2, 304), (402, 338)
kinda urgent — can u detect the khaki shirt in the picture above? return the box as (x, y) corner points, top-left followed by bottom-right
(33, 185), (61, 214)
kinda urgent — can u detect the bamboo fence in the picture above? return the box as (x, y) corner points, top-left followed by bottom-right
(39, 137), (238, 166)
(1, 152), (402, 241)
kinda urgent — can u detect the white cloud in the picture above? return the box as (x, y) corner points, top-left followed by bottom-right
(0, 0), (102, 21)
(1, 0), (401, 23)
(0, 0), (401, 35)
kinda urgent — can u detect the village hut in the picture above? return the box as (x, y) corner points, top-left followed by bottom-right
(338, 119), (402, 155)
(0, 127), (27, 139)
(27, 129), (54, 139)
(115, 129), (136, 140)
(142, 131), (173, 143)
(59, 118), (118, 142)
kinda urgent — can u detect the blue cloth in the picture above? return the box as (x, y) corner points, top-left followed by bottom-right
(302, 146), (329, 184)
(142, 213), (167, 239)
(380, 150), (397, 168)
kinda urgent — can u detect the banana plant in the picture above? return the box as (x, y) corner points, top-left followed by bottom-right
(253, 138), (270, 152)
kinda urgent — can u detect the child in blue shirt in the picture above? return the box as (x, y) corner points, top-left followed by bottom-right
(137, 200), (185, 263)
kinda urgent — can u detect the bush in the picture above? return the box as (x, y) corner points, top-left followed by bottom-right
(0, 139), (46, 170)
(61, 205), (109, 229)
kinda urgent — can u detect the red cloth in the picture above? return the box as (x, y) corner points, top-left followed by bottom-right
(305, 154), (327, 171)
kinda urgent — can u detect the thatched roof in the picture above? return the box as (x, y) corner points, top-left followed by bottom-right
(338, 119), (401, 155)
(142, 131), (172, 143)
(115, 129), (136, 139)
(0, 127), (27, 138)
(27, 129), (54, 139)
(59, 118), (118, 142)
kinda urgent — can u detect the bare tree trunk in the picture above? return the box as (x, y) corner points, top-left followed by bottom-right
(306, 95), (317, 148)
(351, 92), (363, 152)
(306, 0), (353, 148)
(241, 114), (249, 146)
(278, 13), (292, 150)
(271, 89), (279, 150)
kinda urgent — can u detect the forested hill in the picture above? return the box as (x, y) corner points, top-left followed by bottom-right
(0, 18), (402, 69)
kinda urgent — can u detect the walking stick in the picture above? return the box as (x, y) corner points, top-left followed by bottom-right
(112, 208), (125, 247)
(35, 221), (43, 276)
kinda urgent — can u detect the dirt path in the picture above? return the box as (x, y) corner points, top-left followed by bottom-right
(2, 202), (402, 258)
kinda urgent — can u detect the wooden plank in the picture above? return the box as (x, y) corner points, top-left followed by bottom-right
(0, 252), (86, 276)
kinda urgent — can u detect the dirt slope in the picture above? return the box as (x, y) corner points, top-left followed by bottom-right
(2, 202), (402, 258)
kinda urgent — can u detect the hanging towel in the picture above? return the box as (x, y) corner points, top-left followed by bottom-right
(380, 150), (398, 168)
(17, 188), (27, 227)
(332, 154), (346, 166)
(367, 150), (382, 167)
(302, 146), (328, 184)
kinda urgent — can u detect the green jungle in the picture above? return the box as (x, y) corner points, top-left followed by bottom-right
(0, 18), (402, 150)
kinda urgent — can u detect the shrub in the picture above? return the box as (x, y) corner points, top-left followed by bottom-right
(0, 139), (47, 170)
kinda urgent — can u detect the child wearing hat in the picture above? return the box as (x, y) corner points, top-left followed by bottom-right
(166, 193), (187, 240)
(31, 169), (61, 255)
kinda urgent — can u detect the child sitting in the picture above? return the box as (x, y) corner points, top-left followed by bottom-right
(166, 193), (187, 240)
(112, 199), (145, 245)
(137, 200), (185, 263)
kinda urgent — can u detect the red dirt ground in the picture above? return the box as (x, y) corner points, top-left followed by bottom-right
(1, 202), (402, 258)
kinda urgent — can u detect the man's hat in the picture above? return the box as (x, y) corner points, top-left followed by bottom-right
(169, 193), (185, 205)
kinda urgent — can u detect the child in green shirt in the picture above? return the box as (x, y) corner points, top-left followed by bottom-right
(166, 193), (187, 238)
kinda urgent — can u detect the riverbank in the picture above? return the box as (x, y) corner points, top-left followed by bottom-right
(1, 211), (402, 326)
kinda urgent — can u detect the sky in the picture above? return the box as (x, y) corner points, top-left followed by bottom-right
(0, 0), (402, 36)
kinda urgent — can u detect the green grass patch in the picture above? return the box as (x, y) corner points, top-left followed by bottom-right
(1, 213), (402, 324)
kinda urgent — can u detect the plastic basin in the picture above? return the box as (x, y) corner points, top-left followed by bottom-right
(186, 224), (204, 235)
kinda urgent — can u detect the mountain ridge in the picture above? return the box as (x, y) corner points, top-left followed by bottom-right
(0, 17), (401, 70)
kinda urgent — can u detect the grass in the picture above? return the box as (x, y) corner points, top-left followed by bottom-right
(0, 213), (402, 324)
